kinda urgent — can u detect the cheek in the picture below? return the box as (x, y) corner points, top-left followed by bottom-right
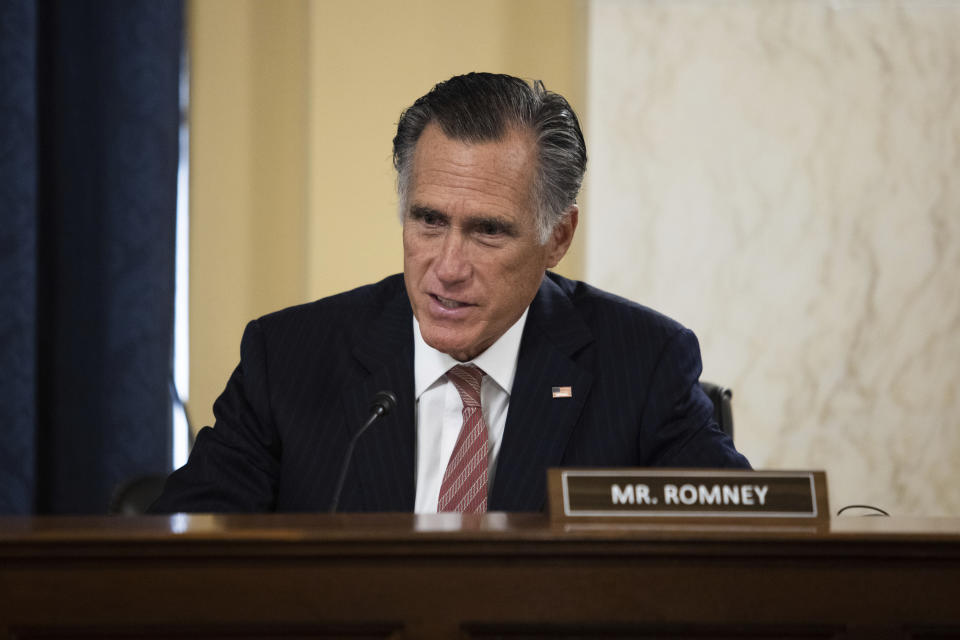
(481, 249), (547, 303)
(402, 235), (426, 297)
(402, 233), (428, 270)
(401, 227), (416, 256)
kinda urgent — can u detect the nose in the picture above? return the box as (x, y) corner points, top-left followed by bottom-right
(433, 231), (471, 285)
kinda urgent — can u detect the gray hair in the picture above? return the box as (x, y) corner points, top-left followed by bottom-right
(392, 73), (587, 244)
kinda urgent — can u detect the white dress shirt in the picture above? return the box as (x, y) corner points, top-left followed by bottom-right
(412, 309), (528, 513)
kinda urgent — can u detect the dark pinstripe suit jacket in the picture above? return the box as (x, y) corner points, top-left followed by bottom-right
(151, 272), (749, 513)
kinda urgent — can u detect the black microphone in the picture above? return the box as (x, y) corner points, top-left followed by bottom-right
(329, 390), (398, 513)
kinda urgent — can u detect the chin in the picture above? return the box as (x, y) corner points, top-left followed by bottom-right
(421, 328), (475, 361)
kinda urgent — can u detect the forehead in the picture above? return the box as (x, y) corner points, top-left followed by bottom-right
(409, 123), (538, 221)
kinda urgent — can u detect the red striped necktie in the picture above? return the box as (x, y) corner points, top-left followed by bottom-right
(437, 364), (488, 513)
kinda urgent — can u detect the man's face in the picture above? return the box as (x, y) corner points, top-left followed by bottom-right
(402, 123), (576, 362)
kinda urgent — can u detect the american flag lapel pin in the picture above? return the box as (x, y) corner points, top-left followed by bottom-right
(552, 386), (573, 399)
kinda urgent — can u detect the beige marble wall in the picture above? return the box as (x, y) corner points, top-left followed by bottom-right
(585, 0), (960, 515)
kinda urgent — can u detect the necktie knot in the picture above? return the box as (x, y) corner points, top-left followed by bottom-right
(446, 364), (484, 408)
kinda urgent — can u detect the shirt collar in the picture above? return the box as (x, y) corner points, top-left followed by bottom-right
(413, 308), (529, 399)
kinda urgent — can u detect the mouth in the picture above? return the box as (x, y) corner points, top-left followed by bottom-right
(429, 293), (475, 310)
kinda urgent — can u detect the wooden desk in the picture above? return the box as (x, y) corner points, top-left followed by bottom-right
(1, 513), (959, 639)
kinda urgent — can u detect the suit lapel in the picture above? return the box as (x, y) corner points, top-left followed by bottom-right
(490, 275), (595, 511)
(339, 280), (417, 511)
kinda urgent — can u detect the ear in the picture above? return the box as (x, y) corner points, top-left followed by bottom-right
(544, 205), (579, 268)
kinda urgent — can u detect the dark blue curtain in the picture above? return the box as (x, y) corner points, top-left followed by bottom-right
(0, 0), (182, 514)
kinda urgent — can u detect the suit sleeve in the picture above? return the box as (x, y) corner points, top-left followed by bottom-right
(149, 319), (281, 513)
(639, 327), (751, 469)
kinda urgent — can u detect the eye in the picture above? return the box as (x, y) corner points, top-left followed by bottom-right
(477, 221), (505, 236)
(410, 208), (447, 230)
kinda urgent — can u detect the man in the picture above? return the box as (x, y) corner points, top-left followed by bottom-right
(151, 73), (748, 514)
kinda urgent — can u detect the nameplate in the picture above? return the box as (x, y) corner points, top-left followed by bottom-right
(548, 469), (828, 523)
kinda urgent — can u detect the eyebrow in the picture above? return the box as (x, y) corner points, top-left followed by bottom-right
(408, 205), (449, 223)
(408, 204), (519, 237)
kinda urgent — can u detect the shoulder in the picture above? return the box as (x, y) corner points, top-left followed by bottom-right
(543, 271), (690, 345)
(254, 274), (408, 333)
(230, 274), (411, 386)
(238, 275), (410, 361)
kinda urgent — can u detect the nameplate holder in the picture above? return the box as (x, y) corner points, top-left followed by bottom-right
(548, 469), (828, 524)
